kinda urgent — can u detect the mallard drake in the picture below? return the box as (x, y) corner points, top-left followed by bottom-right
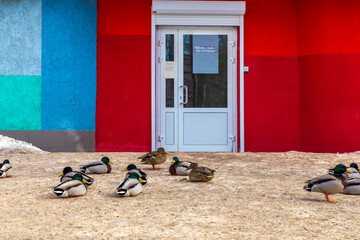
(59, 166), (94, 186)
(329, 163), (360, 178)
(138, 147), (167, 170)
(189, 166), (215, 182)
(53, 173), (89, 198)
(117, 172), (145, 197)
(347, 163), (360, 178)
(0, 159), (13, 178)
(80, 156), (113, 174)
(341, 177), (360, 195)
(122, 164), (147, 185)
(304, 164), (351, 203)
(169, 156), (198, 176)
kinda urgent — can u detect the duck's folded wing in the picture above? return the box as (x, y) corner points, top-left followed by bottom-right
(54, 180), (82, 190)
(0, 164), (12, 172)
(138, 151), (159, 159)
(80, 160), (103, 168)
(117, 178), (128, 189)
(198, 166), (215, 174)
(139, 169), (147, 177)
(126, 180), (140, 189)
(347, 178), (360, 186)
(305, 175), (337, 185)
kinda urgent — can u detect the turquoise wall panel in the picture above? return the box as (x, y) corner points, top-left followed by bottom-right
(0, 76), (41, 130)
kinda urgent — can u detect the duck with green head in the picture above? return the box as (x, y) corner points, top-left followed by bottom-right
(329, 162), (360, 178)
(0, 159), (13, 178)
(59, 166), (94, 186)
(117, 172), (145, 197)
(80, 156), (113, 174)
(122, 164), (147, 185)
(304, 164), (351, 203)
(138, 147), (167, 170)
(53, 173), (89, 198)
(169, 156), (198, 176)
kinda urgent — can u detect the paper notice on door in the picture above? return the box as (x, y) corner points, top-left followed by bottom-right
(163, 61), (176, 78)
(193, 35), (219, 74)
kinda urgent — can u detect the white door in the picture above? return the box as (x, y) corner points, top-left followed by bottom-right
(156, 27), (237, 152)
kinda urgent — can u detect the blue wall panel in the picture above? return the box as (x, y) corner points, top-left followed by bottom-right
(42, 0), (97, 130)
(0, 0), (41, 75)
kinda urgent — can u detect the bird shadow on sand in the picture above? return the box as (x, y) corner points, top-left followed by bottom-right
(37, 193), (62, 200)
(185, 180), (214, 184)
(162, 173), (174, 176)
(106, 192), (120, 198)
(141, 167), (165, 171)
(297, 197), (327, 203)
(105, 192), (144, 199)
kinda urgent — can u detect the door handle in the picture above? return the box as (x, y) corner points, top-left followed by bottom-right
(180, 85), (188, 105)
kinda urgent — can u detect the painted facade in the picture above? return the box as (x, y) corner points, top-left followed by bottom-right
(1, 0), (360, 153)
(0, 0), (97, 151)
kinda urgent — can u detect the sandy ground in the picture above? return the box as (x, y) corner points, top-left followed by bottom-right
(1, 151), (360, 239)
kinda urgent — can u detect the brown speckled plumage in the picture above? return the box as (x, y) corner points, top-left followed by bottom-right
(138, 147), (167, 170)
(189, 166), (215, 182)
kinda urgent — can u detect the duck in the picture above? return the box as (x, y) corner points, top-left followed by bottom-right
(347, 163), (360, 178)
(80, 156), (113, 174)
(138, 147), (167, 170)
(59, 166), (94, 186)
(304, 164), (351, 203)
(329, 163), (360, 178)
(0, 159), (13, 178)
(53, 173), (89, 198)
(117, 172), (145, 197)
(122, 164), (147, 185)
(189, 166), (215, 182)
(341, 177), (360, 195)
(169, 156), (198, 176)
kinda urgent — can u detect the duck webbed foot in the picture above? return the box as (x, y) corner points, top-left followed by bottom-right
(325, 194), (336, 203)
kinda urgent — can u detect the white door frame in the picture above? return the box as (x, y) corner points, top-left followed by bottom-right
(151, 1), (246, 152)
(157, 27), (236, 152)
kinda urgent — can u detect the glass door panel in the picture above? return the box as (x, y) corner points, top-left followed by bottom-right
(179, 29), (234, 152)
(183, 34), (228, 108)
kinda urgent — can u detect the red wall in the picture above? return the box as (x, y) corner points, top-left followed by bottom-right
(96, 0), (301, 152)
(96, 0), (360, 153)
(298, 0), (360, 152)
(97, 0), (152, 151)
(243, 0), (300, 151)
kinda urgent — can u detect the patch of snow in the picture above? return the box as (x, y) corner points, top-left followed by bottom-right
(0, 135), (44, 154)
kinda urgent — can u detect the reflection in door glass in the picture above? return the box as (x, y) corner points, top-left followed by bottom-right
(183, 35), (227, 108)
(166, 78), (174, 108)
(166, 34), (174, 62)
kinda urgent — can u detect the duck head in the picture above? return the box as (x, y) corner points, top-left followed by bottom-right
(122, 164), (137, 172)
(333, 164), (351, 175)
(157, 147), (167, 154)
(173, 156), (180, 163)
(350, 163), (359, 171)
(101, 156), (113, 164)
(59, 166), (73, 177)
(128, 172), (145, 183)
(72, 173), (89, 184)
